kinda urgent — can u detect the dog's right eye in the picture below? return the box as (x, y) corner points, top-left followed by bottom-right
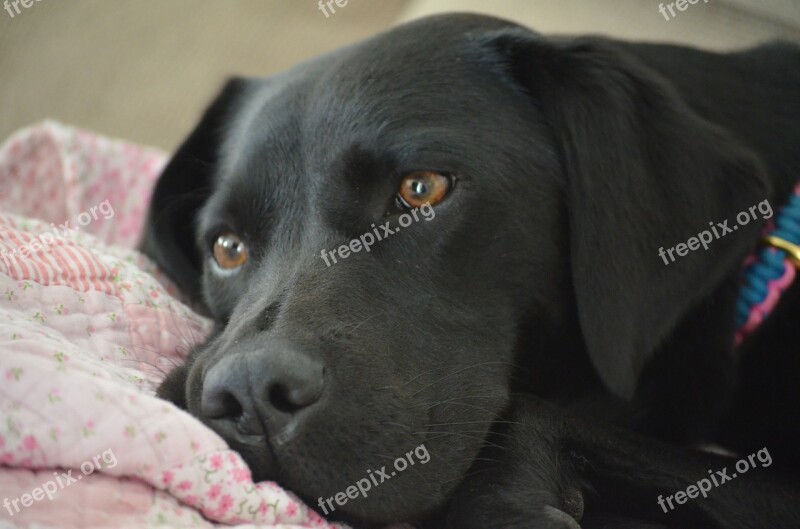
(212, 233), (248, 270)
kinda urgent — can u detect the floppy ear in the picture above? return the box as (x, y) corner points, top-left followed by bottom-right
(484, 32), (771, 398)
(140, 78), (247, 305)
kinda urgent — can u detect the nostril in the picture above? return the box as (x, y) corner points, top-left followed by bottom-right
(219, 391), (244, 420)
(268, 383), (300, 414)
(202, 387), (244, 421)
(267, 382), (321, 414)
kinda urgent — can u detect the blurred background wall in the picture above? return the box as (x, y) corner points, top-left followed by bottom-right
(1, 0), (798, 152)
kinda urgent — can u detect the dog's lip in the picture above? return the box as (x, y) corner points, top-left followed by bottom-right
(203, 416), (267, 445)
(199, 400), (307, 464)
(204, 416), (278, 480)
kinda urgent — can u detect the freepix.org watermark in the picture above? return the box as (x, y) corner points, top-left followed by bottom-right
(3, 448), (118, 516)
(657, 447), (772, 513)
(3, 0), (45, 19)
(317, 443), (430, 515)
(658, 199), (772, 265)
(658, 0), (710, 21)
(320, 202), (435, 267)
(0, 199), (115, 269)
(317, 0), (348, 18)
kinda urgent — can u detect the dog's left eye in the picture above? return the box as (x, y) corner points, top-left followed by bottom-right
(396, 171), (451, 209)
(213, 233), (248, 270)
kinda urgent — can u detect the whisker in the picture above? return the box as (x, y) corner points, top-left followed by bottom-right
(425, 420), (518, 427)
(410, 361), (516, 397)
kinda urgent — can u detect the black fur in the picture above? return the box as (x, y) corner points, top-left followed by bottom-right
(142, 14), (800, 529)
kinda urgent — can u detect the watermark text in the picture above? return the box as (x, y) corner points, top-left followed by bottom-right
(658, 199), (772, 265)
(657, 447), (771, 513)
(317, 443), (430, 515)
(3, 448), (118, 516)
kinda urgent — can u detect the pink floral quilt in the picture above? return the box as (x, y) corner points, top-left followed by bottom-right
(0, 122), (363, 529)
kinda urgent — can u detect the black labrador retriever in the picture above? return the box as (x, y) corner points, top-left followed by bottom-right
(141, 13), (800, 529)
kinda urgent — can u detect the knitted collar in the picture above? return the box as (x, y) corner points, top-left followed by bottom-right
(736, 184), (800, 345)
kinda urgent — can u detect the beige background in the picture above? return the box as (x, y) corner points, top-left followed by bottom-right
(1, 0), (798, 152)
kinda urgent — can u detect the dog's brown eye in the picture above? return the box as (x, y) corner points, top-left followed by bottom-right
(213, 233), (248, 270)
(398, 171), (450, 209)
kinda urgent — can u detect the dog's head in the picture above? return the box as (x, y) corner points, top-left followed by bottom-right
(143, 13), (768, 526)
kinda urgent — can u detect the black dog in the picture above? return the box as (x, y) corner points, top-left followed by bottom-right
(142, 13), (800, 529)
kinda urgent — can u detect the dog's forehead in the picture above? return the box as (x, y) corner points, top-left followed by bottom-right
(236, 16), (517, 137)
(307, 22), (510, 123)
(215, 14), (537, 198)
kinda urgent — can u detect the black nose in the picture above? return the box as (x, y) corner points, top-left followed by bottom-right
(200, 338), (325, 438)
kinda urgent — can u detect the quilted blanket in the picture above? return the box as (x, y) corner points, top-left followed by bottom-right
(0, 122), (364, 529)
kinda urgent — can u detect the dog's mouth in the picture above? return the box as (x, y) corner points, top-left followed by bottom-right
(202, 415), (277, 480)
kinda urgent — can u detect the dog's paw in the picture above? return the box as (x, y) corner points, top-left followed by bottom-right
(444, 502), (582, 529)
(443, 481), (585, 529)
(541, 506), (582, 529)
(442, 397), (589, 529)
